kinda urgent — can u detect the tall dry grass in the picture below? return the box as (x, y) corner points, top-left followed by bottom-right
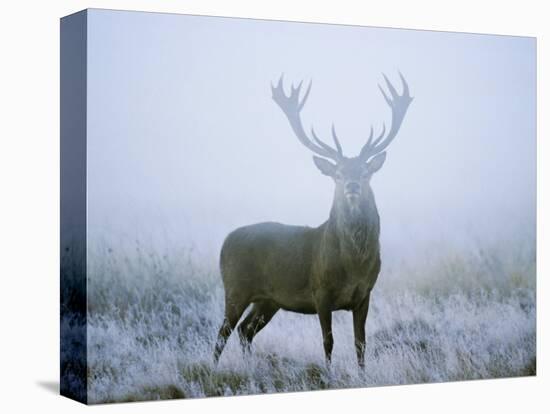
(83, 236), (535, 403)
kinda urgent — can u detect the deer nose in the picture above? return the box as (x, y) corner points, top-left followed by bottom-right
(345, 182), (360, 194)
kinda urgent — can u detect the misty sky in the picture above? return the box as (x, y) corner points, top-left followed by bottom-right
(86, 9), (536, 256)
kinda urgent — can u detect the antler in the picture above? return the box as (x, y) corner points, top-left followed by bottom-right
(271, 75), (344, 162)
(359, 72), (413, 161)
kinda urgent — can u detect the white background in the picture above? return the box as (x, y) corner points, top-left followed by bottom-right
(0, 0), (547, 412)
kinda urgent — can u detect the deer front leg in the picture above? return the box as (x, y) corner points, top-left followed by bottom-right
(353, 291), (371, 368)
(316, 298), (334, 365)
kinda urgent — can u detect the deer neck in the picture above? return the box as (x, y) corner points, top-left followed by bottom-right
(327, 188), (380, 262)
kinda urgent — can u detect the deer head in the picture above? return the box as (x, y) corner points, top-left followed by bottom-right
(272, 74), (413, 213)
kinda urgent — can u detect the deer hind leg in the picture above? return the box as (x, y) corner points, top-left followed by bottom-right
(213, 298), (249, 364)
(237, 301), (279, 351)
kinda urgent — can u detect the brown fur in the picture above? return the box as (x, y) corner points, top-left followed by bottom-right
(213, 159), (382, 367)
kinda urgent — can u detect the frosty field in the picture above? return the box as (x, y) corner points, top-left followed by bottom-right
(79, 235), (535, 404)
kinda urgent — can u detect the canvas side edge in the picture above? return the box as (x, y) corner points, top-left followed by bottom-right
(60, 9), (88, 405)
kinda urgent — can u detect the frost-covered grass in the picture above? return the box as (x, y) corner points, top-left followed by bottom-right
(85, 238), (535, 403)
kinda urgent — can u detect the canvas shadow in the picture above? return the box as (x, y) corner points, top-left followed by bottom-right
(36, 380), (59, 395)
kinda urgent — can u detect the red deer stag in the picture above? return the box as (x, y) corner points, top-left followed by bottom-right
(213, 73), (413, 367)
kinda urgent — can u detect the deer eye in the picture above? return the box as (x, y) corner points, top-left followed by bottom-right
(335, 172), (344, 180)
(361, 170), (370, 178)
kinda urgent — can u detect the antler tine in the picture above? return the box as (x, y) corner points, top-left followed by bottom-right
(331, 124), (344, 157)
(271, 75), (343, 162)
(359, 73), (413, 161)
(298, 80), (312, 111)
(378, 84), (392, 107)
(359, 124), (386, 160)
(311, 127), (330, 151)
(311, 126), (344, 158)
(365, 126), (374, 147)
(398, 71), (410, 98)
(382, 74), (399, 101)
(371, 123), (386, 147)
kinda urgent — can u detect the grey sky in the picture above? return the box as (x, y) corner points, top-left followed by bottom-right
(86, 9), (536, 256)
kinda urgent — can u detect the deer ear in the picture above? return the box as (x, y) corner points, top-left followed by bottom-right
(312, 156), (337, 177)
(366, 152), (387, 173)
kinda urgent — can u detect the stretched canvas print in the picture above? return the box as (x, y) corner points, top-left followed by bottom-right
(60, 9), (536, 404)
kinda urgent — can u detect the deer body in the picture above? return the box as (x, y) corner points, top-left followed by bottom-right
(213, 74), (412, 367)
(221, 191), (380, 313)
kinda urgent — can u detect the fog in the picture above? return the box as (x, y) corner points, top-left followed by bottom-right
(86, 9), (536, 257)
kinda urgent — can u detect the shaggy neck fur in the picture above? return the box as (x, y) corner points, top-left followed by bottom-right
(328, 188), (380, 264)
